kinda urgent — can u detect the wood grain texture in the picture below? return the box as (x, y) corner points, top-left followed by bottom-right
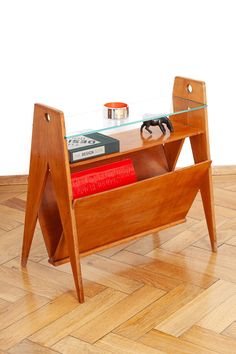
(96, 333), (165, 354)
(113, 283), (203, 340)
(72, 161), (210, 255)
(8, 340), (59, 354)
(139, 329), (218, 354)
(81, 253), (182, 291)
(181, 326), (236, 354)
(197, 294), (236, 332)
(0, 292), (79, 351)
(222, 321), (236, 339)
(0, 294), (49, 331)
(52, 336), (111, 354)
(0, 174), (236, 352)
(113, 250), (218, 289)
(0, 175), (28, 186)
(30, 288), (126, 347)
(21, 104), (84, 302)
(72, 285), (164, 343)
(155, 280), (236, 336)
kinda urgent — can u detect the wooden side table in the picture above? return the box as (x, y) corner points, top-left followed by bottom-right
(22, 77), (217, 303)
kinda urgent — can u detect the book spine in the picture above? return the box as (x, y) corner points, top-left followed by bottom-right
(69, 141), (120, 163)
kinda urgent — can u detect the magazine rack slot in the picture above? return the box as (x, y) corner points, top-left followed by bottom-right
(51, 160), (210, 264)
(22, 77), (217, 303)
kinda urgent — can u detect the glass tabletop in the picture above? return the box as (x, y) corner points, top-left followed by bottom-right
(64, 97), (207, 139)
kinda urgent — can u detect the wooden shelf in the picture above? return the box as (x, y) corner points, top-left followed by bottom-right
(70, 122), (204, 169)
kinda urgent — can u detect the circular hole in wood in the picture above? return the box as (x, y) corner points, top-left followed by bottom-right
(45, 113), (51, 122)
(186, 84), (193, 93)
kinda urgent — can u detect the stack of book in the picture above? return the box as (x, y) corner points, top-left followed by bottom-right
(71, 158), (137, 199)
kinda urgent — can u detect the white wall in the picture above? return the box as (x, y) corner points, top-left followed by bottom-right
(0, 0), (236, 175)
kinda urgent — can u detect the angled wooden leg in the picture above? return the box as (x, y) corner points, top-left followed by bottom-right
(200, 168), (217, 252)
(172, 77), (217, 252)
(22, 103), (85, 302)
(21, 161), (48, 266)
(190, 135), (217, 252)
(40, 104), (84, 302)
(163, 139), (185, 171)
(50, 172), (84, 303)
(21, 106), (50, 267)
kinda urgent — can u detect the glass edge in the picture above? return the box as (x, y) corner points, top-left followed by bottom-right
(64, 104), (207, 139)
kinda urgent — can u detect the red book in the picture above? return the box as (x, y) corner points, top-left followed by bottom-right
(71, 158), (137, 199)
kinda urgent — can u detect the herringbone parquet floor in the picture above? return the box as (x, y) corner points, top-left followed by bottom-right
(0, 175), (236, 353)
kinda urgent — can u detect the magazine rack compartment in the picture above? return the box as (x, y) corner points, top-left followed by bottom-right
(74, 160), (211, 253)
(52, 161), (210, 263)
(22, 77), (217, 303)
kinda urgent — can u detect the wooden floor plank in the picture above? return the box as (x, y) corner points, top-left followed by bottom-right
(0, 212), (21, 232)
(188, 199), (236, 220)
(40, 257), (143, 295)
(81, 263), (143, 294)
(0, 294), (49, 331)
(226, 236), (236, 246)
(113, 250), (218, 289)
(139, 329), (218, 354)
(0, 298), (10, 312)
(8, 339), (60, 354)
(5, 258), (105, 299)
(181, 246), (236, 273)
(0, 204), (25, 224)
(194, 218), (236, 250)
(197, 294), (236, 333)
(96, 333), (165, 354)
(213, 173), (236, 183)
(0, 280), (27, 302)
(214, 187), (236, 210)
(0, 292), (79, 351)
(225, 184), (236, 192)
(30, 288), (127, 347)
(187, 199), (205, 220)
(113, 283), (203, 340)
(81, 253), (182, 291)
(0, 185), (27, 194)
(222, 321), (236, 339)
(0, 192), (21, 203)
(16, 192), (27, 201)
(218, 243), (236, 257)
(1, 197), (26, 212)
(72, 285), (165, 343)
(146, 218), (198, 247)
(0, 264), (71, 300)
(147, 246), (236, 284)
(181, 325), (236, 354)
(52, 336), (111, 354)
(0, 226), (25, 265)
(160, 229), (206, 253)
(155, 280), (236, 336)
(0, 174), (235, 352)
(124, 233), (164, 255)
